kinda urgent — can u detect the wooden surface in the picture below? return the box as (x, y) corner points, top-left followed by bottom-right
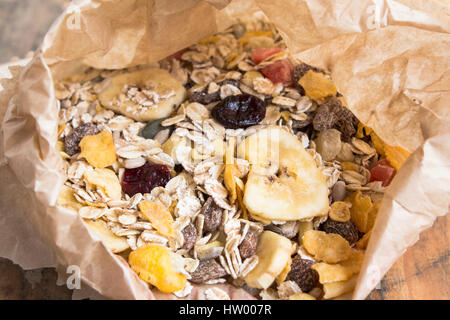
(0, 0), (448, 300)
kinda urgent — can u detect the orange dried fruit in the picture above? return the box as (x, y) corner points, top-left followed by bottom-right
(346, 191), (373, 233)
(303, 230), (351, 264)
(128, 244), (186, 293)
(384, 144), (410, 171)
(79, 130), (116, 168)
(369, 131), (386, 157)
(329, 201), (351, 222)
(355, 229), (372, 249)
(138, 201), (174, 238)
(298, 70), (337, 102)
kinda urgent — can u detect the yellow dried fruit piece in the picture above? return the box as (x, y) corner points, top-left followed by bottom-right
(384, 144), (410, 171)
(322, 275), (358, 299)
(128, 244), (187, 293)
(340, 249), (365, 275)
(288, 293), (316, 300)
(366, 201), (380, 231)
(236, 182), (248, 220)
(84, 168), (122, 200)
(56, 185), (83, 211)
(355, 229), (372, 249)
(329, 201), (351, 222)
(79, 131), (116, 168)
(238, 31), (273, 45)
(83, 219), (129, 253)
(298, 220), (313, 245)
(346, 190), (373, 233)
(138, 201), (175, 238)
(356, 122), (372, 138)
(312, 262), (354, 284)
(276, 256), (292, 285)
(298, 70), (337, 102)
(224, 164), (240, 204)
(340, 162), (360, 172)
(303, 230), (351, 263)
(370, 131), (386, 157)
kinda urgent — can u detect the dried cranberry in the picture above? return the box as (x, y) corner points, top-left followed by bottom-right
(121, 162), (171, 196)
(250, 48), (283, 64)
(211, 93), (266, 129)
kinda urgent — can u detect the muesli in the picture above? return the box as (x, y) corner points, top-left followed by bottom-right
(55, 19), (410, 300)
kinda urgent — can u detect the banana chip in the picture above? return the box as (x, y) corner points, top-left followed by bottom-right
(329, 201), (351, 222)
(79, 131), (116, 168)
(56, 185), (83, 211)
(298, 70), (337, 102)
(346, 190), (373, 233)
(303, 230), (351, 263)
(84, 168), (122, 201)
(139, 201), (175, 238)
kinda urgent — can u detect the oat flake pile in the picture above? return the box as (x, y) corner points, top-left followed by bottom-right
(0, 0), (449, 300)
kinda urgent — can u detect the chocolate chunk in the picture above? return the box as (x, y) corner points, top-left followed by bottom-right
(64, 123), (99, 156)
(181, 223), (197, 250)
(238, 231), (259, 259)
(190, 259), (227, 283)
(201, 197), (223, 234)
(320, 219), (360, 244)
(286, 256), (320, 293)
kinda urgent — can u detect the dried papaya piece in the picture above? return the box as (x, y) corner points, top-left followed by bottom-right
(79, 130), (116, 168)
(298, 70), (337, 102)
(384, 144), (410, 171)
(139, 201), (175, 238)
(128, 244), (186, 293)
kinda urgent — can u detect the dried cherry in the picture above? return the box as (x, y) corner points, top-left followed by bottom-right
(121, 162), (171, 196)
(211, 93), (266, 129)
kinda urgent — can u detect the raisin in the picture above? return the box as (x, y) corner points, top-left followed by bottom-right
(140, 118), (174, 140)
(312, 97), (358, 141)
(286, 256), (320, 293)
(190, 259), (227, 283)
(211, 93), (266, 129)
(64, 123), (99, 156)
(292, 63), (323, 95)
(238, 231), (258, 259)
(320, 219), (360, 244)
(121, 162), (171, 197)
(181, 223), (197, 251)
(201, 197), (223, 234)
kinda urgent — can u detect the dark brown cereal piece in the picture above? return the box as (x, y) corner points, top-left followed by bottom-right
(238, 231), (259, 259)
(64, 123), (99, 156)
(201, 197), (223, 234)
(312, 97), (358, 141)
(181, 223), (197, 251)
(189, 90), (220, 105)
(286, 255), (320, 293)
(319, 219), (360, 244)
(189, 259), (227, 283)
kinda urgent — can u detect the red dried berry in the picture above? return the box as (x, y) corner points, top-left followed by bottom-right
(121, 162), (171, 197)
(369, 159), (396, 187)
(211, 93), (266, 129)
(250, 47), (283, 64)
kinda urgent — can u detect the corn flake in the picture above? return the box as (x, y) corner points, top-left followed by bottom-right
(355, 229), (372, 249)
(303, 230), (351, 263)
(139, 201), (175, 238)
(84, 168), (122, 200)
(79, 130), (116, 168)
(128, 244), (186, 293)
(322, 275), (357, 299)
(298, 70), (337, 102)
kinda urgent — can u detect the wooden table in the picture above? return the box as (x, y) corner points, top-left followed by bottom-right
(0, 0), (448, 300)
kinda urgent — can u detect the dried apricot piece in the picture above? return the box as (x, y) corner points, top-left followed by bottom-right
(79, 130), (116, 168)
(329, 201), (351, 222)
(298, 70), (337, 102)
(384, 144), (410, 171)
(346, 191), (372, 233)
(84, 168), (122, 200)
(138, 201), (175, 238)
(128, 244), (186, 293)
(302, 230), (351, 263)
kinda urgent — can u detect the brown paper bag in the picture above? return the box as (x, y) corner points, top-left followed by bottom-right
(0, 0), (449, 299)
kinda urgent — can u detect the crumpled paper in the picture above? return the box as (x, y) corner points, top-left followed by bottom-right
(0, 0), (449, 300)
